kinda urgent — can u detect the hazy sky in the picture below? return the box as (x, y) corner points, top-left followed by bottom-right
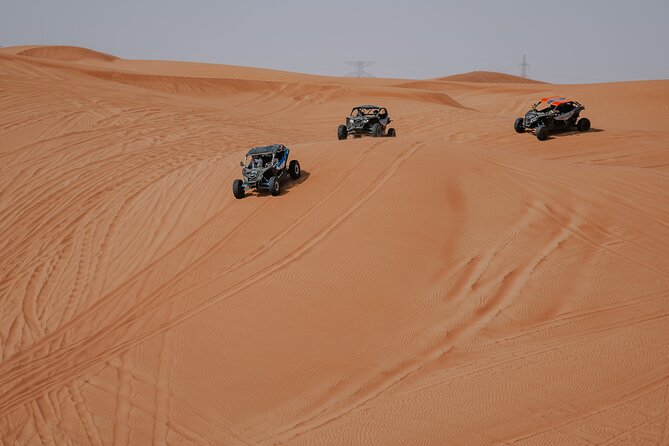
(1, 0), (668, 83)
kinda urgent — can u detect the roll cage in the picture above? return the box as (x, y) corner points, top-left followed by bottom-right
(531, 97), (584, 113)
(243, 144), (289, 169)
(350, 106), (388, 119)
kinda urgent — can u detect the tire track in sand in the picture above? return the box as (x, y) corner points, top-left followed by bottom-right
(111, 352), (132, 446)
(264, 211), (581, 445)
(68, 381), (103, 446)
(0, 141), (419, 418)
(501, 370), (669, 445)
(0, 137), (369, 368)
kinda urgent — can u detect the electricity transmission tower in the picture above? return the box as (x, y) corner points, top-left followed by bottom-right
(345, 61), (375, 78)
(519, 54), (529, 78)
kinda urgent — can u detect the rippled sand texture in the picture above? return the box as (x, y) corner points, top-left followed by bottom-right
(1, 46), (668, 445)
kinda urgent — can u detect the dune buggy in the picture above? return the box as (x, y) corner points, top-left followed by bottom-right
(232, 144), (301, 198)
(338, 105), (396, 140)
(514, 97), (591, 141)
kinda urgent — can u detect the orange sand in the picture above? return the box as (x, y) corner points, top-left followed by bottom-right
(1, 46), (668, 445)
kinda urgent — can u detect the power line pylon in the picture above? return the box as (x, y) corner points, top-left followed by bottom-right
(519, 54), (529, 78)
(345, 61), (375, 78)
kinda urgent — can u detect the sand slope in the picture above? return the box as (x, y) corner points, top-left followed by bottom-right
(1, 46), (668, 445)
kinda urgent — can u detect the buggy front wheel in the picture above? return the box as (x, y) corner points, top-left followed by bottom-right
(268, 176), (280, 196)
(232, 179), (245, 199)
(536, 124), (549, 141)
(514, 118), (525, 133)
(371, 123), (382, 137)
(337, 125), (348, 140)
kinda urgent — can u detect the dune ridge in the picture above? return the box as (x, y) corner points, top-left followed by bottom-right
(0, 46), (668, 445)
(437, 70), (544, 83)
(17, 45), (118, 62)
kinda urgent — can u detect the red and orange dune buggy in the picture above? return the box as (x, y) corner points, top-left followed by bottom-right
(514, 97), (591, 141)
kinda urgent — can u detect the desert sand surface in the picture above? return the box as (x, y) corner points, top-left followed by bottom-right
(1, 45), (668, 445)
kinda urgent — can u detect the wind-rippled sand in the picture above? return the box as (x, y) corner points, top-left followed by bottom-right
(1, 45), (668, 445)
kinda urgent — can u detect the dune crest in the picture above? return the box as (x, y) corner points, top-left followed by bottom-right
(437, 70), (544, 83)
(17, 45), (118, 62)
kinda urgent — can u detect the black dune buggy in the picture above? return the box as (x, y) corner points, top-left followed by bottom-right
(232, 144), (301, 198)
(514, 97), (591, 141)
(338, 105), (396, 140)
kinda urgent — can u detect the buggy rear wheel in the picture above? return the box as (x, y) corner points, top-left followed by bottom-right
(536, 124), (549, 141)
(577, 118), (591, 132)
(337, 125), (348, 140)
(268, 176), (280, 196)
(386, 128), (396, 137)
(289, 160), (301, 179)
(514, 118), (525, 133)
(232, 179), (245, 199)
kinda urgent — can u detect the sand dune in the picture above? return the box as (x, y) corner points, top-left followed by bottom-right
(1, 46), (668, 445)
(436, 70), (544, 84)
(16, 45), (118, 62)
